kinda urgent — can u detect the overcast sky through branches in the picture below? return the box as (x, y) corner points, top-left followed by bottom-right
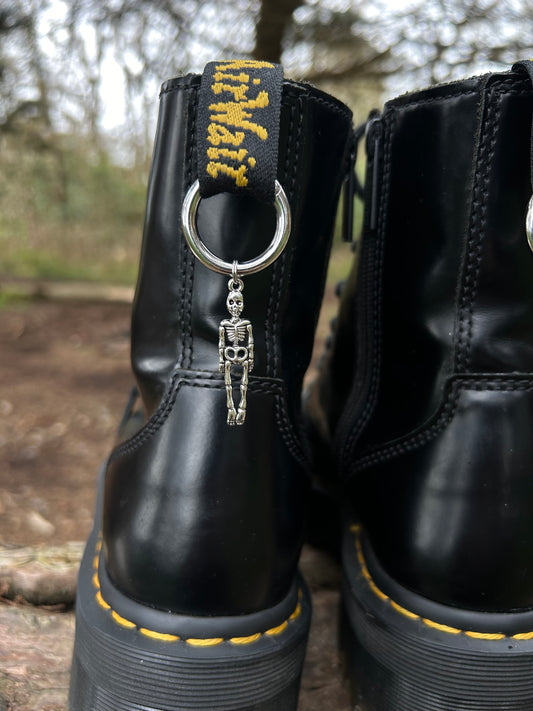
(3, 0), (533, 164)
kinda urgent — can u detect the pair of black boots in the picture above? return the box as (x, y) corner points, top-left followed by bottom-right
(69, 59), (533, 711)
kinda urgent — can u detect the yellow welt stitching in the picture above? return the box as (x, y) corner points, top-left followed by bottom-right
(93, 556), (99, 569)
(422, 618), (462, 635)
(140, 628), (180, 642)
(368, 579), (389, 602)
(111, 610), (136, 629)
(355, 536), (371, 580)
(465, 631), (506, 640)
(95, 540), (102, 553)
(512, 631), (533, 640)
(186, 637), (224, 647)
(96, 590), (110, 610)
(390, 599), (420, 620)
(265, 621), (288, 636)
(93, 539), (302, 645)
(289, 602), (302, 621)
(230, 633), (261, 645)
(352, 526), (525, 640)
(356, 535), (389, 602)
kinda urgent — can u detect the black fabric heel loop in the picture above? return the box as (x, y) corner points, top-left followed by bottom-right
(196, 60), (284, 204)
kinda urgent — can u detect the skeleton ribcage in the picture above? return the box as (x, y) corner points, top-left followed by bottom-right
(226, 324), (247, 343)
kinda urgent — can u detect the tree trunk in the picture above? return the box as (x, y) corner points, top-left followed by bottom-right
(253, 0), (304, 63)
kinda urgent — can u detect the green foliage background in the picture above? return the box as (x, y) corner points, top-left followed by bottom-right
(0, 134), (146, 284)
(0, 133), (364, 289)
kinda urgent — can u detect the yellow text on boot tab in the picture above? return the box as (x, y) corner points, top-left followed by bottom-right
(206, 60), (274, 188)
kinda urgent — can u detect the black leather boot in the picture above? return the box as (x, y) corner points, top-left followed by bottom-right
(307, 61), (533, 709)
(68, 61), (352, 711)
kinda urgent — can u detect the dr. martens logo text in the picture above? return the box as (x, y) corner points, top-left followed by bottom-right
(206, 60), (274, 189)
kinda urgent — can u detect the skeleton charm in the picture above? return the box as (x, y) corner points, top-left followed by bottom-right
(218, 274), (254, 425)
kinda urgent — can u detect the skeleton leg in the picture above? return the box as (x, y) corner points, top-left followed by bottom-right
(224, 361), (237, 424)
(236, 361), (249, 425)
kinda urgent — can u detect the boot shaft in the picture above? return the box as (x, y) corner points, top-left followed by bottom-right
(105, 70), (353, 616)
(316, 66), (533, 611)
(347, 70), (533, 456)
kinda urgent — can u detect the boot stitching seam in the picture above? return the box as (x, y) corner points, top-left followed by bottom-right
(109, 372), (307, 464)
(183, 87), (198, 369)
(349, 376), (533, 473)
(161, 80), (352, 122)
(351, 524), (533, 640)
(274, 393), (309, 467)
(456, 82), (531, 373)
(160, 79), (200, 96)
(340, 110), (395, 467)
(307, 94), (352, 120)
(266, 100), (296, 378)
(455, 83), (502, 372)
(271, 96), (302, 379)
(110, 374), (283, 460)
(386, 75), (530, 113)
(270, 99), (306, 460)
(344, 83), (532, 473)
(176, 85), (198, 370)
(91, 539), (303, 645)
(388, 88), (478, 113)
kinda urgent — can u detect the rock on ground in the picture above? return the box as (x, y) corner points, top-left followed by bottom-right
(0, 603), (74, 711)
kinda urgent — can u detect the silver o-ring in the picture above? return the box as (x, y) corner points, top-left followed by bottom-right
(181, 179), (291, 276)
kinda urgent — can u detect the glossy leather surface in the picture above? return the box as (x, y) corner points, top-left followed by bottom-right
(467, 85), (533, 372)
(105, 372), (308, 614)
(131, 75), (199, 415)
(310, 69), (533, 611)
(104, 76), (353, 615)
(354, 380), (533, 611)
(348, 79), (483, 453)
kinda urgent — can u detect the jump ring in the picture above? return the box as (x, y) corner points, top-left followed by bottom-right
(228, 276), (244, 292)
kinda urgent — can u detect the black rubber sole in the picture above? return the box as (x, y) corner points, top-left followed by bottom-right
(341, 524), (533, 711)
(69, 469), (311, 711)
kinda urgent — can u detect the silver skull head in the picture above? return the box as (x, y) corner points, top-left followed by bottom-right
(227, 290), (244, 318)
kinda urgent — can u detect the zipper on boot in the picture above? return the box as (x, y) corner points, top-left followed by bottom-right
(335, 112), (383, 474)
(365, 112), (382, 234)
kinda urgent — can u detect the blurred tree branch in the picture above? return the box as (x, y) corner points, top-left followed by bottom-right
(2, 0), (533, 164)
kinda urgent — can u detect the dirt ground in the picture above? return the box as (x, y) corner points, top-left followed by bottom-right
(0, 297), (352, 710)
(0, 301), (132, 548)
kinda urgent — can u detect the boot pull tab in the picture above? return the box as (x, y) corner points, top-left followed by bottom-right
(512, 60), (533, 252)
(196, 59), (284, 204)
